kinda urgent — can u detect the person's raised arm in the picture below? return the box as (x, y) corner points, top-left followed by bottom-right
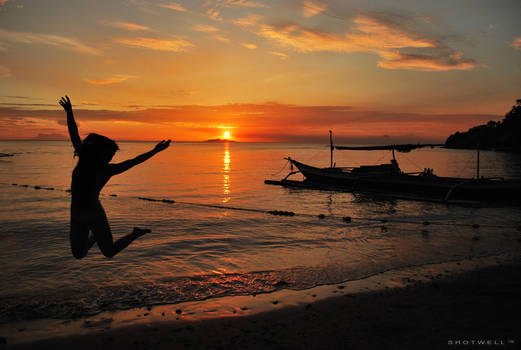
(108, 140), (171, 176)
(59, 96), (82, 153)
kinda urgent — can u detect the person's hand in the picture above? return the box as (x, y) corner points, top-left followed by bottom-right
(59, 96), (72, 113)
(154, 139), (171, 152)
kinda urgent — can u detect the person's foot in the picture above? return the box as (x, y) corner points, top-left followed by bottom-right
(133, 227), (152, 236)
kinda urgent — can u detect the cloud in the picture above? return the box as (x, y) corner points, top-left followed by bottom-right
(0, 104), (499, 142)
(377, 50), (475, 71)
(511, 37), (521, 50)
(205, 0), (268, 8)
(115, 36), (194, 51)
(348, 15), (438, 50)
(203, 0), (267, 20)
(0, 0), (23, 9)
(193, 24), (220, 33)
(235, 14), (437, 52)
(33, 133), (67, 140)
(192, 24), (230, 43)
(80, 100), (100, 106)
(100, 20), (152, 32)
(234, 13), (476, 71)
(420, 15), (434, 24)
(204, 8), (222, 21)
(269, 51), (288, 60)
(0, 64), (10, 78)
(83, 75), (136, 85)
(0, 28), (101, 55)
(137, 6), (158, 15)
(302, 1), (327, 18)
(213, 34), (231, 42)
(1, 95), (37, 99)
(0, 102), (55, 107)
(241, 42), (257, 49)
(156, 2), (188, 12)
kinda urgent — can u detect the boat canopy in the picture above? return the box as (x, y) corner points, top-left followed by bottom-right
(334, 144), (442, 153)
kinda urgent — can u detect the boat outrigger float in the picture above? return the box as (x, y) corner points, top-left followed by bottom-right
(265, 131), (521, 204)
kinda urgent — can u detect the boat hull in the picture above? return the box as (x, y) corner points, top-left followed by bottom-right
(289, 159), (521, 202)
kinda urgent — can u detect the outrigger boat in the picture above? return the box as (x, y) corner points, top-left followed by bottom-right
(265, 131), (521, 204)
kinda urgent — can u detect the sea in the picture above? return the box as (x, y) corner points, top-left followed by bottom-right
(0, 141), (520, 324)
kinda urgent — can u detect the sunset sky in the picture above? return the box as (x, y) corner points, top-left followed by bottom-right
(0, 0), (520, 142)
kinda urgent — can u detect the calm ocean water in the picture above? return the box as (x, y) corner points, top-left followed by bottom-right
(0, 141), (520, 323)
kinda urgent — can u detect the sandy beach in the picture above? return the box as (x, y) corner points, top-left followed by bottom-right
(4, 255), (520, 350)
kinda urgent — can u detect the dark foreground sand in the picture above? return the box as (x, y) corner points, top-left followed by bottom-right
(7, 263), (521, 350)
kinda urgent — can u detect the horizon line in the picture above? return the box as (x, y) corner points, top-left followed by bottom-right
(0, 139), (448, 145)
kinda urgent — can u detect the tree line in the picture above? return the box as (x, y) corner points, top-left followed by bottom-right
(445, 99), (521, 153)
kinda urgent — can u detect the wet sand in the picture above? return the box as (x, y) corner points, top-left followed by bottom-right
(6, 259), (521, 350)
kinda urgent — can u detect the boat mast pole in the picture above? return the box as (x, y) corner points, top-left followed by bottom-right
(476, 144), (480, 179)
(329, 130), (333, 168)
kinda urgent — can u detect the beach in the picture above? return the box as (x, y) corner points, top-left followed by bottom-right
(4, 253), (520, 350)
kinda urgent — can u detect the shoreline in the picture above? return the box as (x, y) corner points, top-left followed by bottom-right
(3, 252), (521, 349)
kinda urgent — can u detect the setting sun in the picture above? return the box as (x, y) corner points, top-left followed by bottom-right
(223, 131), (231, 140)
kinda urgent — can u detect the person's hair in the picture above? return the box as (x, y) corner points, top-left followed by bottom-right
(76, 133), (119, 160)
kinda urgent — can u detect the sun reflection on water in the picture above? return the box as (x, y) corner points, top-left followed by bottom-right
(223, 143), (231, 203)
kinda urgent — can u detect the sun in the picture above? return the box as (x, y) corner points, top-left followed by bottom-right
(223, 131), (231, 140)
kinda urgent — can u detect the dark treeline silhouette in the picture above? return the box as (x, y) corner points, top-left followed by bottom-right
(445, 99), (521, 153)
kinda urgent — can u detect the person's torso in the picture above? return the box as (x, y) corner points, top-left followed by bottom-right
(71, 163), (110, 211)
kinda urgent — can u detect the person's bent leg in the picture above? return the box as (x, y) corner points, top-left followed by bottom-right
(90, 209), (150, 258)
(70, 218), (92, 259)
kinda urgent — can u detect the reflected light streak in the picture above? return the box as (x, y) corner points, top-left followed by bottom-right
(223, 143), (231, 203)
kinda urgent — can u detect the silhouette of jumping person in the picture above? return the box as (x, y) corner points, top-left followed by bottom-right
(59, 96), (171, 259)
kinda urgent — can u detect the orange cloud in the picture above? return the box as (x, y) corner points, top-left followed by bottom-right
(385, 53), (475, 72)
(0, 64), (10, 78)
(0, 28), (101, 55)
(235, 14), (438, 52)
(193, 24), (220, 33)
(348, 16), (438, 50)
(205, 0), (268, 8)
(269, 51), (288, 60)
(192, 24), (230, 43)
(241, 42), (257, 49)
(80, 100), (100, 106)
(115, 37), (194, 51)
(203, 0), (267, 21)
(0, 104), (499, 143)
(204, 8), (222, 21)
(302, 1), (327, 18)
(377, 51), (476, 71)
(156, 2), (188, 12)
(100, 20), (152, 31)
(83, 75), (136, 85)
(234, 13), (476, 71)
(511, 37), (521, 50)
(213, 34), (231, 42)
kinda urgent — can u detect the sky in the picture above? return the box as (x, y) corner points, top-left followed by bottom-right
(0, 0), (520, 143)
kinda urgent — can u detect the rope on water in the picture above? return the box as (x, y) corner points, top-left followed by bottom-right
(2, 182), (521, 231)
